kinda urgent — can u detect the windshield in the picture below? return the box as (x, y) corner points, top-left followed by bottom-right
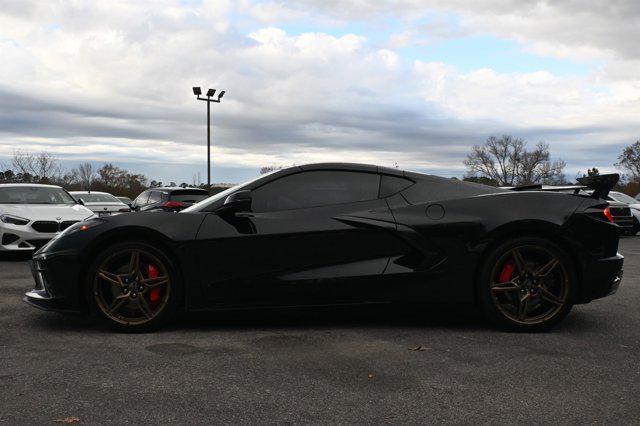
(182, 174), (269, 213)
(73, 193), (120, 203)
(609, 191), (638, 205)
(0, 186), (76, 205)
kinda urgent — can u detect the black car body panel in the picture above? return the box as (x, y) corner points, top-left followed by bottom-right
(25, 163), (623, 314)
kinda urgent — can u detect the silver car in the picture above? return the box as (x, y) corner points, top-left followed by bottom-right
(70, 191), (131, 217)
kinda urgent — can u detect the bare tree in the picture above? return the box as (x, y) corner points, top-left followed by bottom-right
(11, 150), (60, 182)
(615, 140), (640, 181)
(77, 162), (96, 190)
(33, 152), (60, 181)
(464, 135), (566, 186)
(259, 164), (290, 175)
(11, 150), (35, 176)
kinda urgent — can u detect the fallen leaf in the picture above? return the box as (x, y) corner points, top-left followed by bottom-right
(54, 416), (80, 424)
(408, 345), (430, 351)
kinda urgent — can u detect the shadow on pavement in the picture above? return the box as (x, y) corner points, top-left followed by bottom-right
(28, 303), (497, 334)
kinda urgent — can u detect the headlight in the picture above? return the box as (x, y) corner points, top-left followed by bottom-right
(50, 218), (106, 242)
(0, 214), (30, 225)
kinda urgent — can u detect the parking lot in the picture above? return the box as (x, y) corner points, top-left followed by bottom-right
(0, 237), (638, 424)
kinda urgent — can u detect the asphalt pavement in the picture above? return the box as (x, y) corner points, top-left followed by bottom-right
(1, 238), (639, 424)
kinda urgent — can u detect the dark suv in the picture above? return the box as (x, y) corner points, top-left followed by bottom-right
(131, 188), (209, 212)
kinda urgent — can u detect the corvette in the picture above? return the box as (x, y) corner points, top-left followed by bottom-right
(25, 163), (623, 332)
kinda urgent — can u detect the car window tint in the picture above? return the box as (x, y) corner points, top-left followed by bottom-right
(252, 171), (380, 212)
(379, 175), (414, 198)
(148, 191), (163, 204)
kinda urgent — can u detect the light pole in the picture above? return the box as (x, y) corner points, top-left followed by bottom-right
(192, 87), (225, 188)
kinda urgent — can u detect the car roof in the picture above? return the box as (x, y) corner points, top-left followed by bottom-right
(69, 191), (111, 195)
(0, 183), (63, 189)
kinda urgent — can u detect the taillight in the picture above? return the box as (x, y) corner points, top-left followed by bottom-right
(603, 207), (614, 223)
(162, 201), (185, 209)
(118, 208), (131, 212)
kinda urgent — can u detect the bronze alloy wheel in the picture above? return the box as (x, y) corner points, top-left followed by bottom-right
(93, 248), (171, 326)
(489, 244), (570, 325)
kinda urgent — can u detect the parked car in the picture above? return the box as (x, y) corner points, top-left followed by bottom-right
(0, 184), (95, 251)
(116, 196), (133, 208)
(131, 187), (209, 212)
(26, 164), (623, 333)
(606, 191), (640, 235)
(70, 191), (131, 217)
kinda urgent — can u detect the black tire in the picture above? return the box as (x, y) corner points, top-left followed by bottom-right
(85, 241), (181, 332)
(478, 236), (576, 332)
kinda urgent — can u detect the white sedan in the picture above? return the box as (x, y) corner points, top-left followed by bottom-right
(0, 184), (95, 251)
(70, 191), (131, 216)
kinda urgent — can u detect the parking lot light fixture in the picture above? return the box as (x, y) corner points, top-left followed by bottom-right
(193, 86), (225, 188)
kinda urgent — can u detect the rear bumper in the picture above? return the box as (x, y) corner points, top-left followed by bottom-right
(576, 253), (624, 303)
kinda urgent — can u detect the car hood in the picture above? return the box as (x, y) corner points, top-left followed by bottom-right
(0, 204), (94, 221)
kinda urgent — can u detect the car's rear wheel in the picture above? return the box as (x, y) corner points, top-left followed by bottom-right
(86, 241), (180, 332)
(478, 237), (576, 332)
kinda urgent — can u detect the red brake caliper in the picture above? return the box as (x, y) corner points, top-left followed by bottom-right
(499, 259), (516, 283)
(147, 264), (161, 306)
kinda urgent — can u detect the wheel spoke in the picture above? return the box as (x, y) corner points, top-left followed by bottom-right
(107, 295), (129, 315)
(98, 270), (123, 288)
(128, 250), (140, 275)
(491, 281), (520, 292)
(517, 294), (530, 320)
(137, 297), (153, 319)
(511, 249), (528, 275)
(535, 258), (560, 278)
(141, 276), (169, 288)
(538, 286), (563, 306)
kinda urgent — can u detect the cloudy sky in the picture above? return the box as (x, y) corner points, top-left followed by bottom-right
(1, 0), (639, 184)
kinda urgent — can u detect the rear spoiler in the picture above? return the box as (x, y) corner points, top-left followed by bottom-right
(576, 174), (619, 199)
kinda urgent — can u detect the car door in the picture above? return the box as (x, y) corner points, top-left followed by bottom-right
(194, 170), (405, 307)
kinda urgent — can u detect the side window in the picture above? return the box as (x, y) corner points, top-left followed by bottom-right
(252, 171), (381, 212)
(147, 191), (163, 204)
(133, 191), (150, 207)
(379, 175), (414, 198)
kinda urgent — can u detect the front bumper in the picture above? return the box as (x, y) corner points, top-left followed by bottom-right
(23, 253), (83, 313)
(1, 223), (55, 251)
(576, 253), (624, 303)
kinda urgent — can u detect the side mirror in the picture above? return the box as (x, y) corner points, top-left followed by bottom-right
(218, 190), (252, 213)
(77, 198), (85, 206)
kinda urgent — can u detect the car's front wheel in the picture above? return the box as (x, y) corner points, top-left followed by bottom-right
(86, 241), (180, 332)
(478, 237), (576, 332)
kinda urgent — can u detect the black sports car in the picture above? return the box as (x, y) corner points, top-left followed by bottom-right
(25, 163), (624, 332)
